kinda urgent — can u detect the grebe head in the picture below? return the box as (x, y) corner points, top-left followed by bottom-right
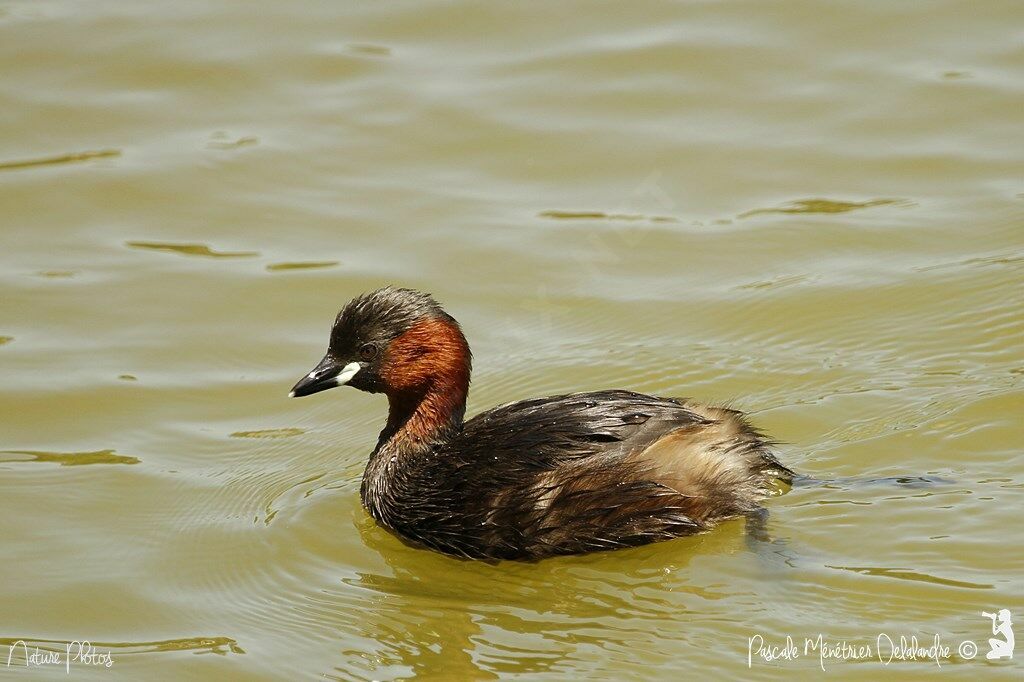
(290, 287), (471, 405)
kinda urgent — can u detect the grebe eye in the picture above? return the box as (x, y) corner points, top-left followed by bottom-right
(358, 343), (377, 361)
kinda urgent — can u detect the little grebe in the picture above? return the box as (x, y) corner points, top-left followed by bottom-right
(291, 287), (793, 560)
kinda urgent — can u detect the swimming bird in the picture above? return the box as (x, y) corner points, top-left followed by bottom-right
(291, 287), (792, 560)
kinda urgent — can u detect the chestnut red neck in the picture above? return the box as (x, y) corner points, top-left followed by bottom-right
(377, 316), (471, 449)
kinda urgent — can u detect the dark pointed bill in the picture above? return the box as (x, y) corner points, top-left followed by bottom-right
(289, 356), (361, 398)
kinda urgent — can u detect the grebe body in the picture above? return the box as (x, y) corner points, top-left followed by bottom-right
(291, 287), (792, 560)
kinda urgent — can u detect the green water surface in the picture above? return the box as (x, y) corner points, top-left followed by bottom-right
(1, 1), (1022, 679)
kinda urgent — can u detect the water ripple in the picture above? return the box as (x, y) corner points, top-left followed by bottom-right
(824, 565), (993, 590)
(0, 149), (120, 172)
(125, 241), (259, 259)
(230, 427), (305, 439)
(265, 261), (340, 272)
(0, 449), (140, 467)
(739, 198), (910, 218)
(539, 210), (677, 223)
